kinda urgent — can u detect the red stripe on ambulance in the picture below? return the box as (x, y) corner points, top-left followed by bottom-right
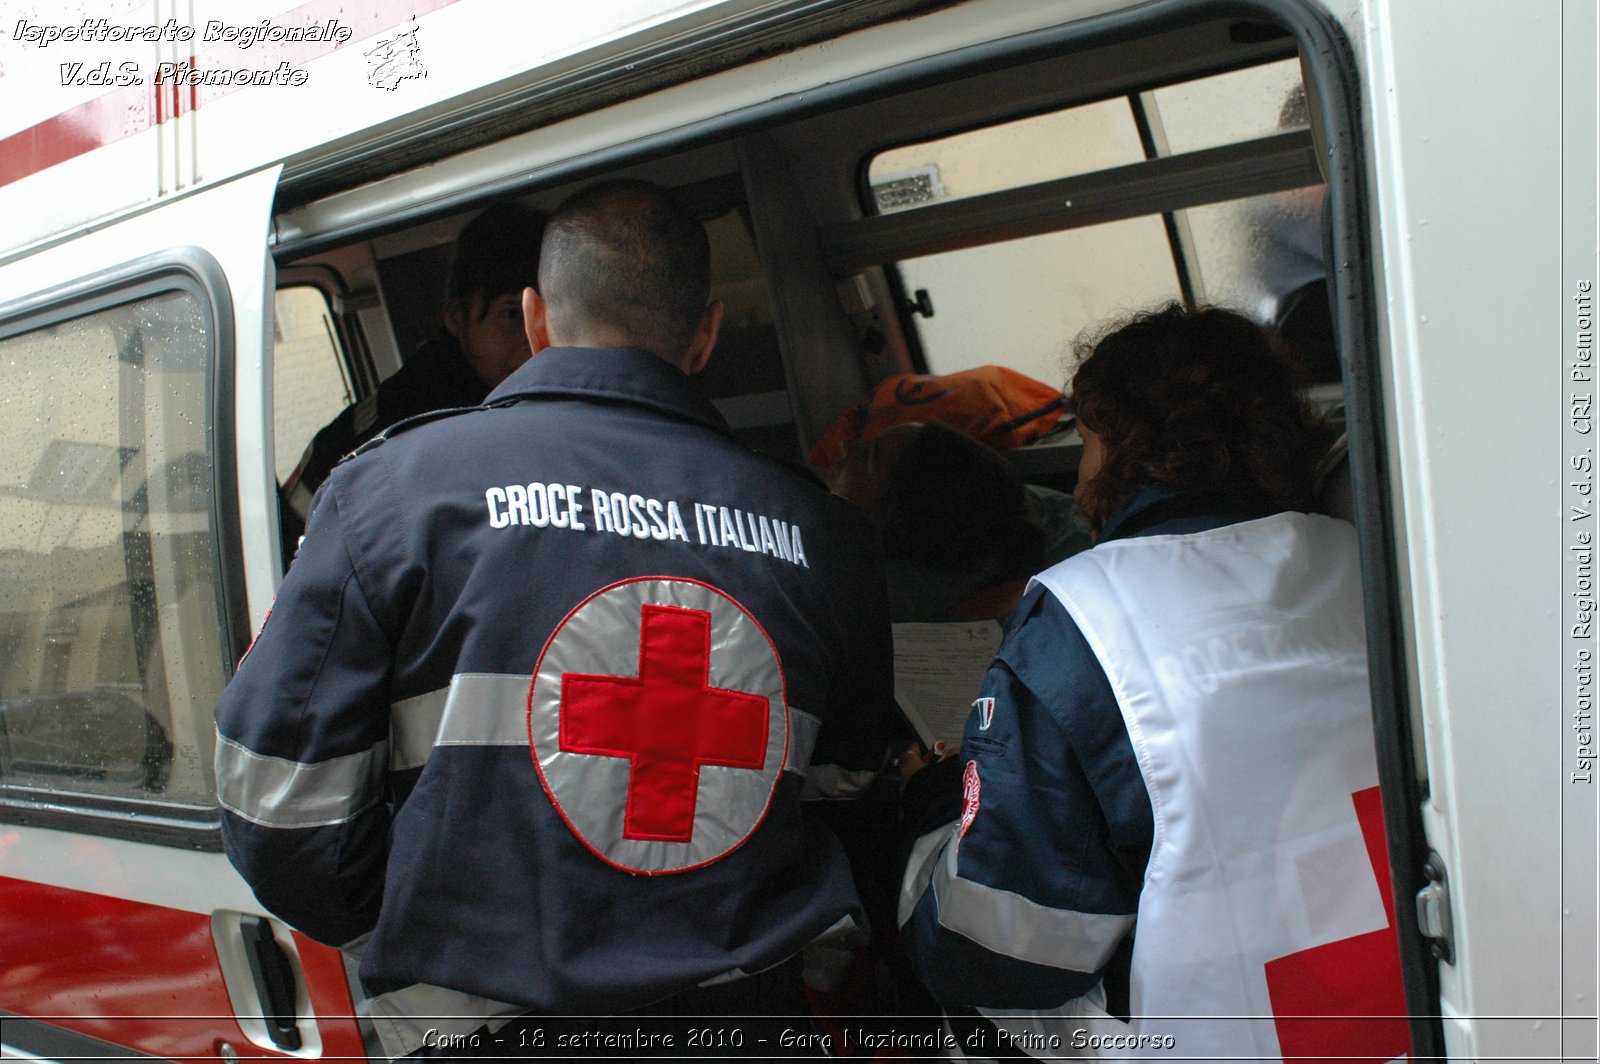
(0, 874), (363, 1059)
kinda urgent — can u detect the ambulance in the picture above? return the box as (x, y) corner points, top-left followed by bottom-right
(0, 0), (1594, 1059)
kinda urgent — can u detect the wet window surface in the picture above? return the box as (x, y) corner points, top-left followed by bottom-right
(0, 289), (227, 808)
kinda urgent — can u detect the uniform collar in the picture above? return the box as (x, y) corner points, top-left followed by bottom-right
(485, 346), (731, 435)
(1098, 484), (1271, 543)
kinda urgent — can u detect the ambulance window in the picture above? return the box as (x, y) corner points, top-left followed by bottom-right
(884, 218), (1180, 384)
(859, 57), (1324, 386)
(1181, 188), (1331, 374)
(1140, 59), (1306, 156)
(1137, 60), (1331, 367)
(273, 285), (352, 482)
(868, 97), (1147, 209)
(374, 239), (455, 360)
(0, 285), (228, 819)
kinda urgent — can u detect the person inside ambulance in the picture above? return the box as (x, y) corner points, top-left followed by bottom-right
(828, 421), (1085, 621)
(217, 180), (895, 1060)
(278, 200), (547, 550)
(898, 304), (1411, 1059)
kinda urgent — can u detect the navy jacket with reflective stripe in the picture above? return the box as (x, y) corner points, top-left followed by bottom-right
(216, 346), (895, 1014)
(900, 488), (1264, 1010)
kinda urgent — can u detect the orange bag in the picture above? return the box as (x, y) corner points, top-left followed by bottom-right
(809, 365), (1067, 469)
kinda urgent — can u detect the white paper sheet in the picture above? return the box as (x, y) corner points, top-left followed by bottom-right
(892, 620), (1004, 747)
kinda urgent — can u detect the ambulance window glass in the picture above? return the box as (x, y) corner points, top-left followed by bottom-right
(273, 285), (351, 482)
(1149, 63), (1332, 385)
(868, 97), (1146, 208)
(862, 57), (1318, 385)
(1141, 59), (1305, 156)
(865, 98), (1175, 382)
(888, 220), (1179, 384)
(0, 289), (227, 810)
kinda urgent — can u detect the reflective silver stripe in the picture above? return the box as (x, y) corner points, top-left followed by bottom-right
(390, 685), (449, 770)
(801, 764), (880, 799)
(362, 981), (525, 1058)
(788, 707), (821, 774)
(391, 674), (815, 777)
(926, 830), (1134, 972)
(789, 709), (880, 795)
(214, 732), (387, 828)
(391, 673), (533, 770)
(898, 823), (956, 926)
(697, 965), (756, 988)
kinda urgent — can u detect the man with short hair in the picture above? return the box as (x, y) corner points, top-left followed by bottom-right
(217, 180), (894, 1058)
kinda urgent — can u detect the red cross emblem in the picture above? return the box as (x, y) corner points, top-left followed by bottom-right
(561, 604), (769, 842)
(1265, 786), (1412, 1061)
(529, 577), (787, 874)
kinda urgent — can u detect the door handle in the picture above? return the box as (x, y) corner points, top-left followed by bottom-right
(240, 915), (303, 1051)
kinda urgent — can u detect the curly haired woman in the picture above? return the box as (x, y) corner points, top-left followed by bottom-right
(900, 304), (1410, 1061)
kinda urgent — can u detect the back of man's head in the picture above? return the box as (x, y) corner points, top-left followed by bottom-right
(538, 180), (712, 364)
(445, 201), (546, 310)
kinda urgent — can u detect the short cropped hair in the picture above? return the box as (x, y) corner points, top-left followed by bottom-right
(444, 201), (547, 312)
(1071, 303), (1331, 529)
(538, 180), (712, 361)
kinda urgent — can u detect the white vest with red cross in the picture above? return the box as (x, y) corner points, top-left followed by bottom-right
(1026, 511), (1410, 1061)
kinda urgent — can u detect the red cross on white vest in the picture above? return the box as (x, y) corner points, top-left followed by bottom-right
(560, 604), (769, 843)
(1264, 786), (1412, 1062)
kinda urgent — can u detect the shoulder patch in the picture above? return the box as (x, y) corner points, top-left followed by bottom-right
(959, 760), (981, 840)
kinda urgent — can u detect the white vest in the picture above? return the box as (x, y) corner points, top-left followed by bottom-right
(998, 512), (1404, 1061)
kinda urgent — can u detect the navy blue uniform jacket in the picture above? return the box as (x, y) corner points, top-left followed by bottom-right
(217, 347), (894, 1016)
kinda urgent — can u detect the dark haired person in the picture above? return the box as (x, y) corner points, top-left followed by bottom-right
(829, 421), (1085, 621)
(279, 201), (547, 546)
(900, 305), (1410, 1059)
(218, 180), (894, 1058)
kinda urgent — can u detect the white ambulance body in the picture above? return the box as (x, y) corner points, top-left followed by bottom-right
(0, 0), (1593, 1059)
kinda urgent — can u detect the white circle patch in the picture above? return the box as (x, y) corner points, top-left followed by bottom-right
(529, 577), (788, 875)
